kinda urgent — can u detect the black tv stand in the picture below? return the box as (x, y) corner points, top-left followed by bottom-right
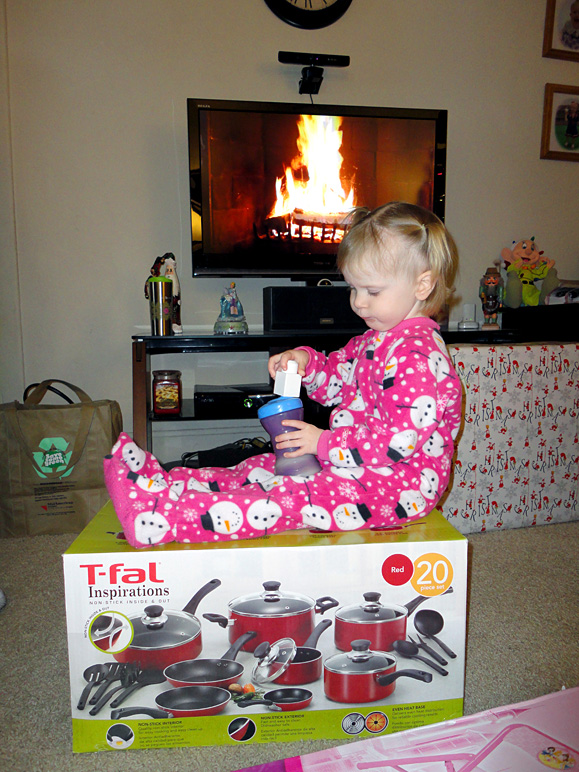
(131, 326), (552, 453)
(132, 330), (359, 451)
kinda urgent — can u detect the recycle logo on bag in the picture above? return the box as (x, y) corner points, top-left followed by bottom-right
(32, 437), (74, 478)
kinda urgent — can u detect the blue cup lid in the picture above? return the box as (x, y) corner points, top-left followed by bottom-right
(258, 396), (303, 419)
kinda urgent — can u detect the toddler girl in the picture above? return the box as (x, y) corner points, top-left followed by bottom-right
(105, 202), (462, 547)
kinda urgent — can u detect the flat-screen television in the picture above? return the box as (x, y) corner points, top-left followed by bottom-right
(187, 98), (447, 281)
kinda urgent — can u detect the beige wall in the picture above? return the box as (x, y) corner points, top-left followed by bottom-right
(1, 0), (578, 441)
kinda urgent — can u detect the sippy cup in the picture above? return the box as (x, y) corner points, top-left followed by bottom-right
(258, 361), (322, 477)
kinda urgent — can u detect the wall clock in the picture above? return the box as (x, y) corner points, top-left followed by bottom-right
(264, 0), (353, 30)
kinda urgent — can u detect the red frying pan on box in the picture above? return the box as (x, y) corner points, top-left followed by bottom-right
(237, 688), (313, 712)
(163, 631), (257, 689)
(110, 685), (232, 719)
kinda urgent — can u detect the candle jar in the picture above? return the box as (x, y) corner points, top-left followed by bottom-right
(152, 370), (182, 415)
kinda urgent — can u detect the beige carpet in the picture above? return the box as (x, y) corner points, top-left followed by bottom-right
(0, 520), (577, 772)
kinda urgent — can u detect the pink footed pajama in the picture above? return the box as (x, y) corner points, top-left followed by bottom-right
(104, 318), (462, 548)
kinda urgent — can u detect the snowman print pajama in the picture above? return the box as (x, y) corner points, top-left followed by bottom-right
(104, 317), (462, 548)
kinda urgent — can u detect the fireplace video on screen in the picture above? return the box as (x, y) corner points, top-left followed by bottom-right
(189, 100), (446, 278)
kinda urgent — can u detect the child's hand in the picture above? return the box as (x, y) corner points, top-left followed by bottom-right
(275, 421), (324, 457)
(268, 349), (310, 380)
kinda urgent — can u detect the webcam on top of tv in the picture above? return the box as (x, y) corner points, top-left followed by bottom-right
(278, 51), (350, 95)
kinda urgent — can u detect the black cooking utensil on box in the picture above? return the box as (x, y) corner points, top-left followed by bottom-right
(408, 634), (448, 666)
(89, 663), (139, 715)
(109, 668), (165, 708)
(391, 639), (448, 676)
(77, 664), (107, 710)
(89, 662), (126, 705)
(414, 609), (457, 659)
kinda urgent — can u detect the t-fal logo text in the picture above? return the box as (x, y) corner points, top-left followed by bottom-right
(81, 562), (163, 584)
(80, 563), (169, 600)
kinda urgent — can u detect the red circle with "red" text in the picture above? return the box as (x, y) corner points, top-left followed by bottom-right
(382, 554), (414, 586)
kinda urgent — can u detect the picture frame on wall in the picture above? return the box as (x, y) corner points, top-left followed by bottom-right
(543, 0), (579, 61)
(540, 83), (579, 161)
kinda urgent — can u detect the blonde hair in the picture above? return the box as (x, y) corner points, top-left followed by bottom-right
(337, 201), (458, 317)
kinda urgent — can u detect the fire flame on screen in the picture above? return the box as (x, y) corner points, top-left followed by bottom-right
(267, 114), (356, 240)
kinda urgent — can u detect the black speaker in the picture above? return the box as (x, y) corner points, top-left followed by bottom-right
(263, 286), (366, 333)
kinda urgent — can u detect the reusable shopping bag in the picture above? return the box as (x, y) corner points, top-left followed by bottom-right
(0, 380), (122, 537)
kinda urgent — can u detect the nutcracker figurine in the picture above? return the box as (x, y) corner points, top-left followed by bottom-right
(479, 266), (504, 329)
(163, 255), (183, 334)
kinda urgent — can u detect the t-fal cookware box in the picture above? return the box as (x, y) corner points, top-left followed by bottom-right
(63, 501), (467, 753)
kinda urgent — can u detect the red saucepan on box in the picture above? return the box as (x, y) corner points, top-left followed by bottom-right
(113, 578), (221, 670)
(324, 639), (432, 704)
(110, 685), (232, 719)
(334, 587), (453, 652)
(204, 581), (338, 652)
(163, 631), (257, 689)
(251, 619), (332, 686)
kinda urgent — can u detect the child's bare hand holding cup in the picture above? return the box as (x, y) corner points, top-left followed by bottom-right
(268, 349), (310, 379)
(267, 349), (321, 457)
(276, 421), (324, 458)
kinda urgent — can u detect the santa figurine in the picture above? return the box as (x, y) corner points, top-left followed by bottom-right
(144, 252), (183, 334)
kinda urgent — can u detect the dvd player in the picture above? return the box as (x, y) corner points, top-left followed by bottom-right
(193, 383), (275, 420)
